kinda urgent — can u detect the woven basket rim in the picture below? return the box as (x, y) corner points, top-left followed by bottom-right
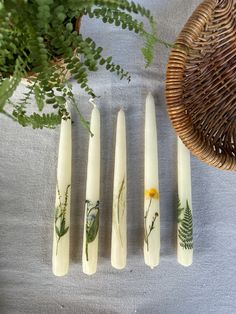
(165, 0), (236, 171)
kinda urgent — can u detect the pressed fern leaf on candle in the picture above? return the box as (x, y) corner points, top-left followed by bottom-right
(178, 199), (193, 250)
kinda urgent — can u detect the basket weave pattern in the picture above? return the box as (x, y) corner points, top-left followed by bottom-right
(166, 0), (236, 170)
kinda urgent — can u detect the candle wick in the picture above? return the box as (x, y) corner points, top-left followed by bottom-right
(89, 98), (97, 108)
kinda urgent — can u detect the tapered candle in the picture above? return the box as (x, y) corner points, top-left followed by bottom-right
(82, 105), (100, 275)
(111, 109), (127, 269)
(177, 137), (193, 267)
(144, 92), (160, 269)
(52, 112), (72, 276)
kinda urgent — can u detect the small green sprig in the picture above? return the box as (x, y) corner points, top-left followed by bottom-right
(54, 184), (71, 255)
(114, 177), (126, 247)
(117, 177), (125, 225)
(85, 200), (100, 261)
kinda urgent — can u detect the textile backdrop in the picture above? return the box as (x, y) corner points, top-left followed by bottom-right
(1, 0), (236, 313)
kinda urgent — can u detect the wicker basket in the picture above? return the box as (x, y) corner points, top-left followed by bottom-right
(166, 0), (236, 170)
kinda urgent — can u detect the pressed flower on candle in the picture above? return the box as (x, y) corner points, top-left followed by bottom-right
(112, 177), (126, 249)
(111, 109), (127, 270)
(177, 137), (193, 267)
(177, 199), (193, 250)
(85, 200), (100, 261)
(82, 104), (100, 275)
(144, 92), (160, 269)
(116, 177), (126, 241)
(52, 111), (72, 277)
(54, 184), (71, 255)
(144, 188), (159, 251)
(145, 188), (159, 200)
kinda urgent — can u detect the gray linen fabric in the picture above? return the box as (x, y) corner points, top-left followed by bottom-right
(1, 1), (236, 313)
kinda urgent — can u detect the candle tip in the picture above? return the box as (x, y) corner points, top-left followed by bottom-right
(146, 92), (154, 100)
(89, 98), (97, 108)
(145, 92), (155, 109)
(118, 108), (125, 119)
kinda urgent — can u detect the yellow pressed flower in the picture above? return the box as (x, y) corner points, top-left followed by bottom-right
(145, 188), (159, 199)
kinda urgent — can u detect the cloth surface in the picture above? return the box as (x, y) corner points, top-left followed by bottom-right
(1, 1), (236, 313)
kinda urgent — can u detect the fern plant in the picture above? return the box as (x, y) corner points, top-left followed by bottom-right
(0, 0), (169, 130)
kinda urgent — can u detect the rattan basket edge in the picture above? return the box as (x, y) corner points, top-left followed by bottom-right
(165, 0), (236, 171)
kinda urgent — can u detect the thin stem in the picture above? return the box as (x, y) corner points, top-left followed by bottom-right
(86, 241), (88, 261)
(146, 213), (158, 239)
(117, 177), (125, 224)
(69, 97), (93, 136)
(144, 198), (152, 251)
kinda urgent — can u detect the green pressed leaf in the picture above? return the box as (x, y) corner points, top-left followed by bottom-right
(55, 225), (61, 237)
(178, 200), (193, 250)
(54, 184), (70, 254)
(87, 214), (99, 243)
(85, 200), (100, 244)
(60, 226), (69, 237)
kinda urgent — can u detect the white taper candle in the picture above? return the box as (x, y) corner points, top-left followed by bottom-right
(177, 137), (193, 267)
(82, 106), (100, 275)
(52, 112), (72, 276)
(144, 92), (160, 269)
(111, 109), (127, 269)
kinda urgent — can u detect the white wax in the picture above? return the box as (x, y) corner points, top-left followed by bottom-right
(111, 109), (127, 269)
(82, 106), (100, 275)
(177, 137), (193, 267)
(52, 114), (72, 276)
(144, 93), (160, 269)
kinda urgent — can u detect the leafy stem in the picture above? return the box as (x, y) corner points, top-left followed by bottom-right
(117, 177), (125, 225)
(115, 177), (125, 247)
(144, 198), (159, 251)
(85, 200), (100, 261)
(54, 184), (71, 255)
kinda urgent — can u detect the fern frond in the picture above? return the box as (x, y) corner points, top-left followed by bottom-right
(0, 56), (26, 110)
(178, 200), (193, 250)
(0, 0), (170, 130)
(13, 110), (62, 129)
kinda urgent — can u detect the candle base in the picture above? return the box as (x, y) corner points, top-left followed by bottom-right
(111, 253), (126, 270)
(82, 264), (97, 276)
(177, 248), (193, 267)
(52, 265), (69, 277)
(144, 249), (160, 269)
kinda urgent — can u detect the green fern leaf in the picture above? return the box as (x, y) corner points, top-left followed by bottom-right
(178, 200), (193, 250)
(34, 85), (45, 111)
